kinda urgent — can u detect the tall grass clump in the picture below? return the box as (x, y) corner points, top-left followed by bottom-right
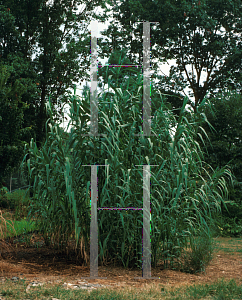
(19, 56), (233, 273)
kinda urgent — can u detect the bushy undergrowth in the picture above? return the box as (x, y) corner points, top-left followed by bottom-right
(0, 188), (31, 220)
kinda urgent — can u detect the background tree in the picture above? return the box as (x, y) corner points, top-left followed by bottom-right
(0, 0), (109, 150)
(0, 62), (32, 187)
(97, 0), (242, 114)
(198, 89), (242, 222)
(0, 0), (109, 187)
(0, 5), (34, 186)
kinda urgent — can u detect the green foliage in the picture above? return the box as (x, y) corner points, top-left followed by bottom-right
(0, 217), (39, 240)
(0, 188), (31, 217)
(200, 90), (242, 173)
(8, 189), (31, 219)
(20, 66), (233, 273)
(0, 186), (8, 195)
(97, 48), (142, 90)
(218, 216), (242, 237)
(19, 92), (91, 255)
(0, 0), (110, 178)
(0, 186), (9, 208)
(98, 0), (242, 112)
(174, 229), (219, 274)
(1, 0), (238, 274)
(0, 62), (32, 185)
(198, 89), (242, 236)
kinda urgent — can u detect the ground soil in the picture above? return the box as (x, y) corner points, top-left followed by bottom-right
(1, 209), (242, 295)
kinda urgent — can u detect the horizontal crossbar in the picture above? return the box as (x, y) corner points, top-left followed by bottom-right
(99, 64), (143, 67)
(97, 207), (143, 211)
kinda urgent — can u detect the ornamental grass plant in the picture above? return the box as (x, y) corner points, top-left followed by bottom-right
(19, 64), (233, 274)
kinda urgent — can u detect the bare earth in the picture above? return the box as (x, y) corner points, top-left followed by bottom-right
(0, 209), (242, 295)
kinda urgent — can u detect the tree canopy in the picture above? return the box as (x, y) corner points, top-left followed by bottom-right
(0, 61), (32, 186)
(200, 89), (242, 182)
(0, 0), (108, 148)
(0, 0), (108, 185)
(97, 0), (242, 113)
(198, 89), (242, 222)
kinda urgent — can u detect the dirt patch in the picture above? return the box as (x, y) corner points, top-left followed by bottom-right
(0, 231), (242, 295)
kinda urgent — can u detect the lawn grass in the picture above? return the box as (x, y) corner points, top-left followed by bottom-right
(0, 217), (38, 240)
(1, 276), (242, 299)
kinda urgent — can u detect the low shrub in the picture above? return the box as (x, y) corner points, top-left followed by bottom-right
(216, 215), (242, 237)
(172, 228), (219, 274)
(0, 186), (12, 209)
(0, 188), (31, 220)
